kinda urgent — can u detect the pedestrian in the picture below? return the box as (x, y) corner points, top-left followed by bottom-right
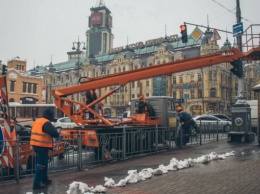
(176, 106), (199, 141)
(30, 107), (59, 190)
(85, 89), (97, 119)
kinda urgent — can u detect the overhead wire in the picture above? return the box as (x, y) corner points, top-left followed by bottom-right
(212, 0), (256, 24)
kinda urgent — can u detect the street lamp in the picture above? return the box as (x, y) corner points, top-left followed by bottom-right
(72, 38), (86, 101)
(72, 37), (86, 77)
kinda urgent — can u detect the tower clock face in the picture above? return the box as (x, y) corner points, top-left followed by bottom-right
(92, 15), (101, 22)
(91, 13), (103, 25)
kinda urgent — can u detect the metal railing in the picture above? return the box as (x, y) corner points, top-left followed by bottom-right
(0, 125), (238, 183)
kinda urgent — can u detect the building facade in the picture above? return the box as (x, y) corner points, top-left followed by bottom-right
(2, 58), (43, 104)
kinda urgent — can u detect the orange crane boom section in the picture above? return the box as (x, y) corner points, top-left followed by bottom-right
(53, 48), (244, 98)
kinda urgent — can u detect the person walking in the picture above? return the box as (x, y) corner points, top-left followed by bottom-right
(176, 106), (199, 144)
(30, 107), (59, 190)
(85, 89), (97, 119)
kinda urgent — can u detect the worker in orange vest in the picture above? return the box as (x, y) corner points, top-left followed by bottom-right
(85, 89), (97, 119)
(30, 108), (59, 190)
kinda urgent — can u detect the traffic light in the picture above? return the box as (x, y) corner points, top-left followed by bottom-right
(2, 64), (7, 75)
(180, 24), (188, 43)
(230, 59), (243, 78)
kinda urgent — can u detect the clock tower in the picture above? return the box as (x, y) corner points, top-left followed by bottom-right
(86, 1), (114, 56)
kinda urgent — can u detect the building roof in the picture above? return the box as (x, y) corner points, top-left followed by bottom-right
(29, 35), (200, 75)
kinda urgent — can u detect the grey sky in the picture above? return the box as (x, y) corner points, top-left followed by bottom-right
(0, 0), (259, 70)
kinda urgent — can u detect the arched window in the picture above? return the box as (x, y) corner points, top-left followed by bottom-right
(210, 88), (216, 97)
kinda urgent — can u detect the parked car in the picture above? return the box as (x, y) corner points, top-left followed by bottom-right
(210, 114), (231, 121)
(193, 115), (232, 132)
(52, 117), (77, 131)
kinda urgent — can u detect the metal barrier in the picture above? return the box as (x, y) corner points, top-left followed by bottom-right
(0, 125), (231, 183)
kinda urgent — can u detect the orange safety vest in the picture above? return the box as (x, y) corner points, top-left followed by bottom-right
(30, 118), (53, 148)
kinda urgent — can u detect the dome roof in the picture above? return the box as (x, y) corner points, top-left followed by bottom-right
(200, 28), (213, 46)
(221, 38), (232, 51)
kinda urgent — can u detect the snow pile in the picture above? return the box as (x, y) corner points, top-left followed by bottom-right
(66, 151), (236, 193)
(104, 151), (236, 188)
(66, 181), (106, 194)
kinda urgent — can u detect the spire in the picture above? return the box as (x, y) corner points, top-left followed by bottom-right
(96, 0), (105, 7)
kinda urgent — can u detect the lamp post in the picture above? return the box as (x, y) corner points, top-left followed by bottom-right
(72, 38), (86, 78)
(72, 38), (86, 101)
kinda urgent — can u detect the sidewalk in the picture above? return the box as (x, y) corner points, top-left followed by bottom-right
(1, 139), (260, 194)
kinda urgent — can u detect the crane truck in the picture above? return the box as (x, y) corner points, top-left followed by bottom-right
(52, 47), (259, 159)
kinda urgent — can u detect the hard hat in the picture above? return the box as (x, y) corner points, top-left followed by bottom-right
(176, 106), (183, 112)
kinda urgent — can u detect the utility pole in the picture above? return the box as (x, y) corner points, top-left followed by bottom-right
(227, 0), (255, 143)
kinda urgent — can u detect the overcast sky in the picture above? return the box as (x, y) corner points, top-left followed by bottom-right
(0, 0), (259, 70)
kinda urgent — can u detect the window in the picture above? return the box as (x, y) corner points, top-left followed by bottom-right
(173, 76), (176, 84)
(137, 81), (141, 87)
(146, 80), (149, 87)
(209, 71), (212, 81)
(198, 88), (203, 98)
(28, 83), (32, 93)
(180, 75), (183, 83)
(198, 73), (202, 81)
(213, 71), (217, 80)
(131, 82), (135, 88)
(210, 88), (216, 97)
(191, 74), (194, 82)
(33, 84), (37, 94)
(10, 81), (15, 92)
(173, 91), (176, 99)
(22, 82), (26, 93)
(103, 33), (107, 53)
(191, 89), (195, 99)
(180, 90), (183, 99)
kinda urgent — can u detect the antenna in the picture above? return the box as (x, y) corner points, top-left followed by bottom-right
(207, 15), (209, 30)
(96, 0), (105, 7)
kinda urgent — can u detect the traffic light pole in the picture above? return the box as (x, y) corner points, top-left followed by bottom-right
(227, 0), (255, 143)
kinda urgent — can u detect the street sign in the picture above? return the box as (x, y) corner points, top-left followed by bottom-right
(191, 27), (203, 41)
(210, 29), (221, 42)
(233, 22), (243, 37)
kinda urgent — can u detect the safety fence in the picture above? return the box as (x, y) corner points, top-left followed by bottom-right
(0, 124), (237, 184)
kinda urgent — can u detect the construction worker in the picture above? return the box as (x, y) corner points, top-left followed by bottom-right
(30, 108), (59, 190)
(137, 95), (148, 114)
(176, 106), (199, 140)
(85, 89), (97, 119)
